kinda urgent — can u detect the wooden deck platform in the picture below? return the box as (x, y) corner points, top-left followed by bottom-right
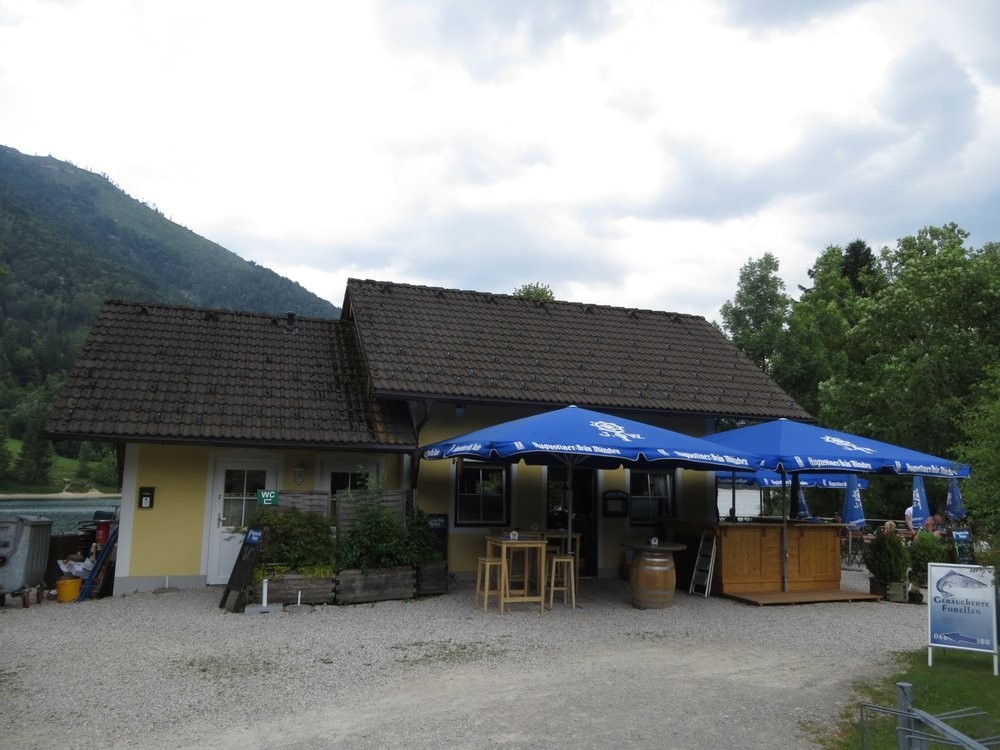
(722, 588), (883, 606)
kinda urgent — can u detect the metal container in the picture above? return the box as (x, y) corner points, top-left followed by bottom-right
(0, 515), (54, 601)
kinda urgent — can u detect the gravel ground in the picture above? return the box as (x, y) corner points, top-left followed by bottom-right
(0, 569), (927, 750)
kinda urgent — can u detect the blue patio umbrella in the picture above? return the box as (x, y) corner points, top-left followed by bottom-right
(817, 476), (869, 490)
(839, 473), (867, 566)
(721, 469), (869, 489)
(791, 473), (811, 519)
(421, 405), (766, 553)
(703, 419), (970, 479)
(704, 418), (969, 591)
(421, 405), (765, 470)
(910, 476), (930, 530)
(841, 473), (866, 529)
(946, 478), (967, 521)
(718, 469), (867, 522)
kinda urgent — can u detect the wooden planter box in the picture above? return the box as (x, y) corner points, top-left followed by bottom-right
(255, 572), (335, 605)
(416, 560), (448, 596)
(335, 566), (415, 604)
(869, 578), (908, 603)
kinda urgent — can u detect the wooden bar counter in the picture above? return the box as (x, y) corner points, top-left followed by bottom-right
(672, 520), (842, 595)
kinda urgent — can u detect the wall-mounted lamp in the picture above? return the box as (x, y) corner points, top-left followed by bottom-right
(292, 463), (307, 485)
(455, 403), (465, 417)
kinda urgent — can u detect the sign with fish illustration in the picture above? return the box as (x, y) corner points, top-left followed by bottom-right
(927, 564), (998, 676)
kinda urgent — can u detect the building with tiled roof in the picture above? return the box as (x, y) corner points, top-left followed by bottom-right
(47, 300), (415, 450)
(343, 278), (807, 421)
(47, 279), (810, 593)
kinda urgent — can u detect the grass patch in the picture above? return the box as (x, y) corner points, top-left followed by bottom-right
(821, 648), (999, 748)
(389, 639), (509, 665)
(0, 437), (116, 494)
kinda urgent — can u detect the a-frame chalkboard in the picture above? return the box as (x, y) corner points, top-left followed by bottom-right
(218, 526), (266, 613)
(951, 529), (975, 565)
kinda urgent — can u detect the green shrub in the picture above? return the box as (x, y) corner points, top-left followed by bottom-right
(335, 472), (443, 573)
(254, 507), (335, 570)
(862, 528), (908, 583)
(907, 530), (950, 578)
(403, 509), (444, 566)
(336, 501), (408, 572)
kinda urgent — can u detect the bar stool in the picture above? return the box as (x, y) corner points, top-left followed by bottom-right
(548, 554), (576, 609)
(475, 556), (505, 612)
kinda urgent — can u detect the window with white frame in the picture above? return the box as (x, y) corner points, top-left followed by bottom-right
(222, 468), (267, 529)
(628, 469), (674, 526)
(455, 461), (508, 527)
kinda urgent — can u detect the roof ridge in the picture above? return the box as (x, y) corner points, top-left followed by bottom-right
(102, 299), (339, 323)
(345, 278), (706, 321)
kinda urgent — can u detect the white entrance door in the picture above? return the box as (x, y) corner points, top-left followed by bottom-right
(207, 460), (277, 584)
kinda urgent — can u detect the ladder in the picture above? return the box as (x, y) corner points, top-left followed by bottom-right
(688, 531), (716, 597)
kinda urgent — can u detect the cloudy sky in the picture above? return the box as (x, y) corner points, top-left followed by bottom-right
(2, 0), (998, 321)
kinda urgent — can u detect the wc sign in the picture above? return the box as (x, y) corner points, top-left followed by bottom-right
(256, 489), (280, 506)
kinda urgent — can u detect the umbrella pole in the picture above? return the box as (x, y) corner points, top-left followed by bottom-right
(565, 473), (573, 556)
(781, 469), (789, 593)
(730, 472), (736, 520)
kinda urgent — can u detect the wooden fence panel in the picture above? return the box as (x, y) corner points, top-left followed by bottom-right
(335, 489), (415, 533)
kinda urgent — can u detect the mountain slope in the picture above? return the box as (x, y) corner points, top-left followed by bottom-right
(0, 145), (340, 390)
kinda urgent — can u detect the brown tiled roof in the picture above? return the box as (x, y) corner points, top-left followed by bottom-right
(344, 279), (810, 421)
(46, 300), (416, 450)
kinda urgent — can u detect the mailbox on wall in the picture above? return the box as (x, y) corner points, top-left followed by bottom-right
(138, 486), (155, 509)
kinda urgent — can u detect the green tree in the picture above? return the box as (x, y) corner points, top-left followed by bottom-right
(90, 450), (119, 489)
(0, 421), (12, 478)
(820, 225), (1000, 459)
(14, 415), (53, 485)
(770, 242), (882, 417)
(9, 378), (60, 486)
(956, 366), (1000, 533)
(719, 253), (790, 374)
(76, 441), (96, 478)
(839, 238), (882, 296)
(512, 282), (554, 301)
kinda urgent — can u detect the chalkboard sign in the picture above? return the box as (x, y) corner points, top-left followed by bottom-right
(218, 526), (267, 612)
(951, 529), (975, 565)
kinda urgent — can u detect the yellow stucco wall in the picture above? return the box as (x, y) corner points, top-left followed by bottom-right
(415, 404), (724, 576)
(127, 446), (408, 579)
(125, 408), (723, 581)
(129, 444), (208, 576)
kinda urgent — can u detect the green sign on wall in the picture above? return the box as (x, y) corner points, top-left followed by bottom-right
(256, 489), (280, 506)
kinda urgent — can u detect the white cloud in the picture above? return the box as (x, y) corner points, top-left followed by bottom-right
(1, 0), (998, 323)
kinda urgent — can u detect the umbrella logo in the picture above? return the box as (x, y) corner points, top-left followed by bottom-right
(821, 435), (876, 454)
(590, 420), (642, 443)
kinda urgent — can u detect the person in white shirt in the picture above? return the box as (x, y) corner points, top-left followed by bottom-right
(904, 504), (913, 531)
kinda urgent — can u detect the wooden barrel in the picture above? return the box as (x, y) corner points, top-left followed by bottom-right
(630, 548), (676, 608)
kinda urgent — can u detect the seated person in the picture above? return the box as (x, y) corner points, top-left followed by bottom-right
(921, 516), (944, 539)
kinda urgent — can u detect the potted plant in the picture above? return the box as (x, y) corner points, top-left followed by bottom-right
(861, 527), (909, 602)
(333, 472), (428, 604)
(253, 506), (336, 605)
(906, 529), (950, 587)
(332, 472), (447, 603)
